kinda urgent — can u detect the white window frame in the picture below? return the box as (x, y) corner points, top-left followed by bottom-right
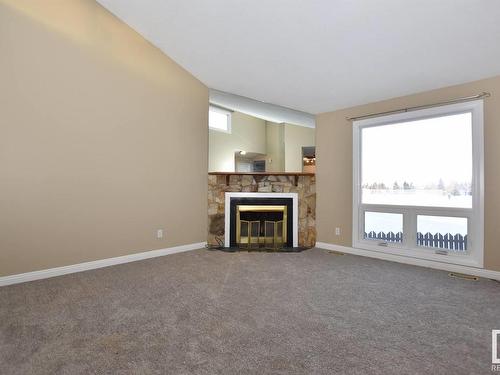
(209, 105), (232, 133)
(352, 100), (484, 268)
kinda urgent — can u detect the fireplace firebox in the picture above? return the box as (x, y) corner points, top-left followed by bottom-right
(236, 205), (287, 249)
(229, 197), (294, 248)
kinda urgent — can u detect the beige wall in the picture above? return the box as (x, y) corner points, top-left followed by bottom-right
(284, 124), (315, 172)
(209, 115), (316, 173)
(0, 0), (208, 276)
(316, 75), (500, 271)
(265, 122), (285, 172)
(208, 111), (266, 172)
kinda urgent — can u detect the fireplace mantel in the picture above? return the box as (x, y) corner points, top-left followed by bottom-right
(208, 172), (315, 186)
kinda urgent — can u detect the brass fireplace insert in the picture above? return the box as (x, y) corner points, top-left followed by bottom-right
(236, 205), (287, 249)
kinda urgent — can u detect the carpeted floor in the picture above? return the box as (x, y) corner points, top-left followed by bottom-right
(0, 248), (499, 375)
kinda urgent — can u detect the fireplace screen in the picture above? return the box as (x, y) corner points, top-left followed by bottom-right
(236, 205), (287, 249)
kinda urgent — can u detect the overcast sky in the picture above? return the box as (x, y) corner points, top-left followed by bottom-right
(362, 112), (473, 187)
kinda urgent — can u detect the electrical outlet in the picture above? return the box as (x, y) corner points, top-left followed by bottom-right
(335, 227), (341, 236)
(156, 229), (164, 239)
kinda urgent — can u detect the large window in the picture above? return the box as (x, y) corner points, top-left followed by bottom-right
(353, 100), (484, 267)
(209, 106), (231, 133)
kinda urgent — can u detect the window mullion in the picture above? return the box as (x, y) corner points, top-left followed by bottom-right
(403, 208), (416, 249)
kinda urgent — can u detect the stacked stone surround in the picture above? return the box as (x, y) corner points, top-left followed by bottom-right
(207, 174), (316, 248)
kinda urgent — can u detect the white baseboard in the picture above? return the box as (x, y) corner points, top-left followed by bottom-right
(0, 242), (206, 287)
(316, 241), (500, 281)
(4, 241), (498, 287)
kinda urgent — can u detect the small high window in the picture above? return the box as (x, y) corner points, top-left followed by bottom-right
(209, 106), (231, 133)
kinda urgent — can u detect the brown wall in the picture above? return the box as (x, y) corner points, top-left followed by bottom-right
(0, 0), (208, 276)
(316, 75), (500, 272)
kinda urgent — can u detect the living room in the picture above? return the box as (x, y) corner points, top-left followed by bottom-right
(1, 1), (499, 374)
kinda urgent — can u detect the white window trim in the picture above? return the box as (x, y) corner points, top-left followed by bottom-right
(352, 100), (484, 268)
(209, 105), (232, 133)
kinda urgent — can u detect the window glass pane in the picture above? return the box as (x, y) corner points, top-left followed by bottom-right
(361, 113), (472, 208)
(209, 109), (229, 131)
(417, 215), (467, 251)
(364, 211), (403, 243)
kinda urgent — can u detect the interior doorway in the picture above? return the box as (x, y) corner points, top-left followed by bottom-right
(302, 146), (316, 173)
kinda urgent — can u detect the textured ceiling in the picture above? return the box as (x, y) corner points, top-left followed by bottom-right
(97, 0), (500, 114)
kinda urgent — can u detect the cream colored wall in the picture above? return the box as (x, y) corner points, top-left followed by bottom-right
(284, 124), (315, 172)
(316, 75), (500, 272)
(209, 115), (315, 173)
(265, 122), (285, 172)
(208, 111), (266, 172)
(0, 0), (208, 276)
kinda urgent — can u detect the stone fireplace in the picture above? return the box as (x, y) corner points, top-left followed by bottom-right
(208, 173), (316, 249)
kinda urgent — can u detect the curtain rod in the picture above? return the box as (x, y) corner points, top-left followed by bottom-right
(346, 92), (491, 122)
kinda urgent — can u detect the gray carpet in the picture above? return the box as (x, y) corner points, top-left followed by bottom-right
(1, 248), (499, 375)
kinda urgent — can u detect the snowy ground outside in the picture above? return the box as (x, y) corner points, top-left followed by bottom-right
(363, 189), (469, 235)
